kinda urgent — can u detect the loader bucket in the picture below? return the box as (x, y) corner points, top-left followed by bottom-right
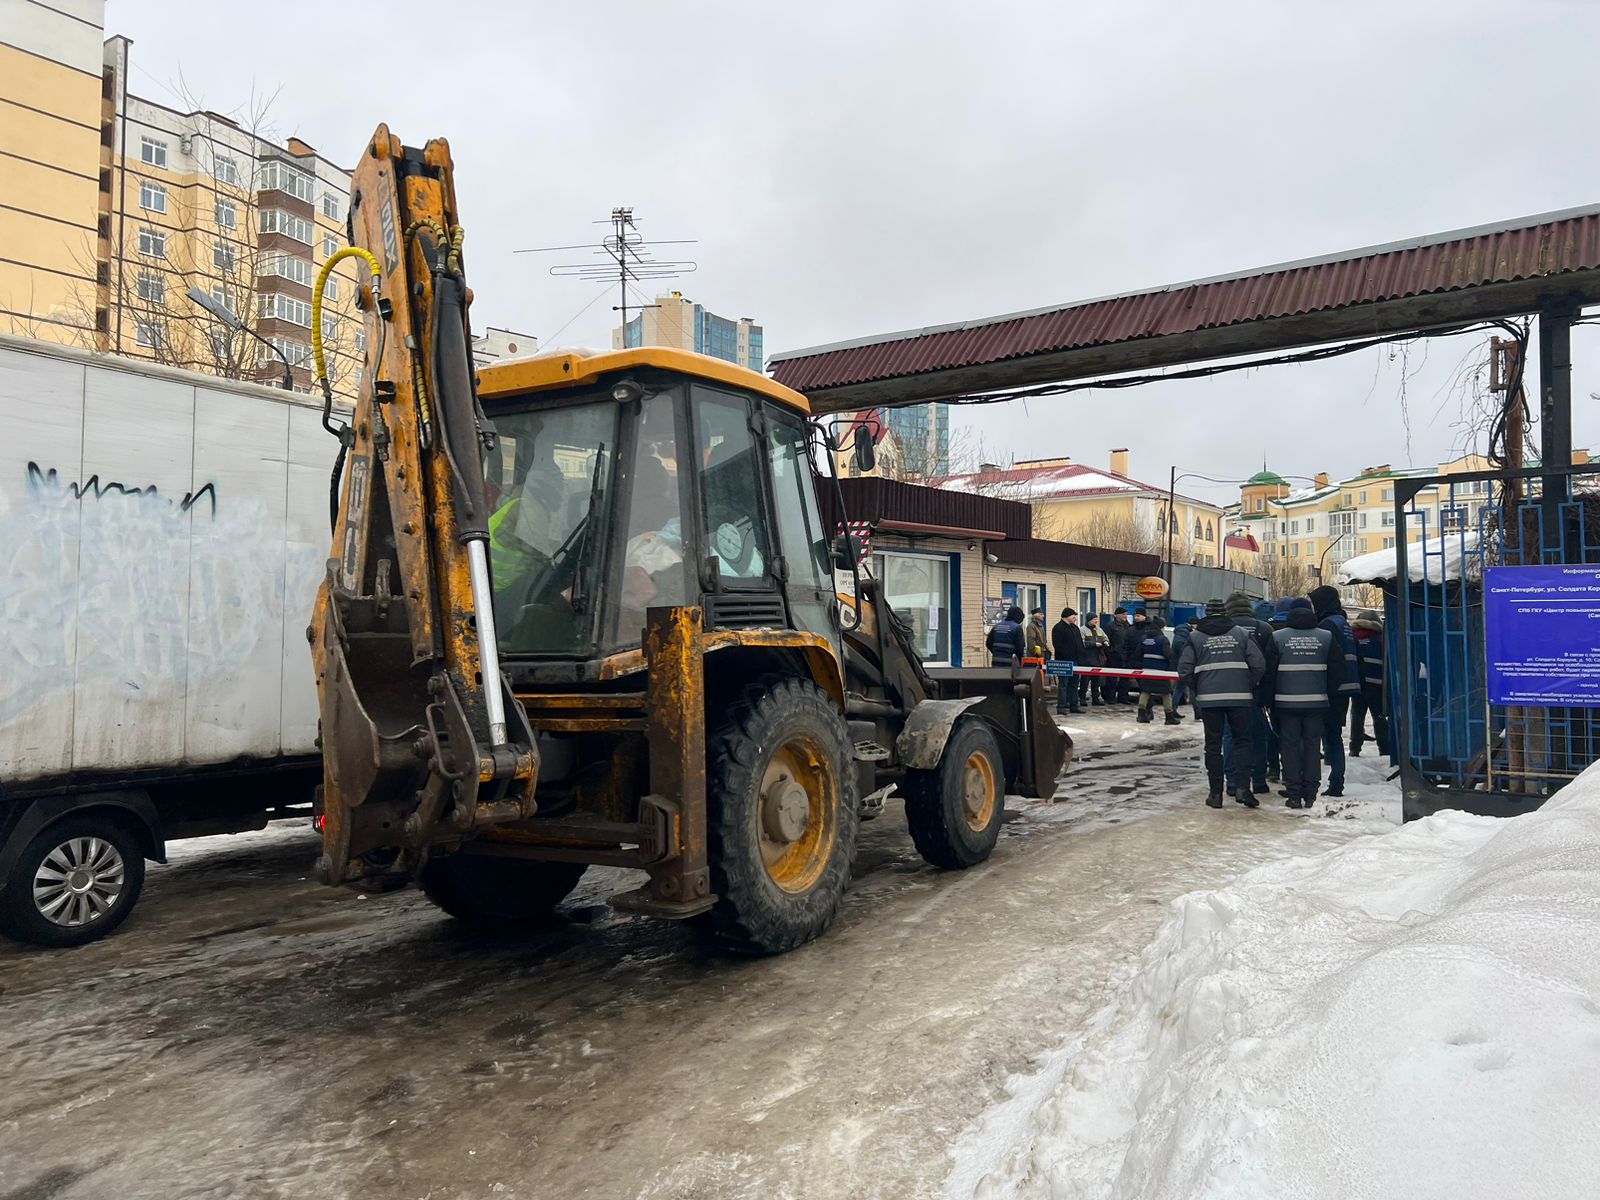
(922, 668), (1073, 800)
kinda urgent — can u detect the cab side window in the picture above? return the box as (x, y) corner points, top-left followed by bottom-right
(695, 393), (771, 584)
(768, 415), (835, 635)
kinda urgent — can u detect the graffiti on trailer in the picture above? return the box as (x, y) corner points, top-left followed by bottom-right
(24, 460), (219, 517)
(1, 460), (324, 759)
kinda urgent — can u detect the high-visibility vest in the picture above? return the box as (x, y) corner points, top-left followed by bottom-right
(1189, 627), (1256, 708)
(1272, 625), (1335, 710)
(488, 498), (533, 593)
(1320, 614), (1362, 695)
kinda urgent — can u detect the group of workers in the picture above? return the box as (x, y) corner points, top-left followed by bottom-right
(987, 587), (1387, 812)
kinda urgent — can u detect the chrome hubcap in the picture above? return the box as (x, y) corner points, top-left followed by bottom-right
(33, 837), (125, 927)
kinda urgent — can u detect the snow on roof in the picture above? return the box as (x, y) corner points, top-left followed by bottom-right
(1278, 484), (1342, 507)
(949, 756), (1600, 1197)
(1336, 530), (1481, 584)
(932, 462), (1216, 508)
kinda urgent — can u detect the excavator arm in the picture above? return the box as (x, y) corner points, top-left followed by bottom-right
(310, 124), (537, 886)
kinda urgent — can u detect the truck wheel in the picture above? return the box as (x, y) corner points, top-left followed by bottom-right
(0, 815), (146, 948)
(903, 719), (1005, 869)
(698, 677), (858, 954)
(417, 854), (586, 927)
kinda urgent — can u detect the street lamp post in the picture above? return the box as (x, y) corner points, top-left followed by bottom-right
(186, 287), (293, 391)
(1164, 468), (1320, 605)
(1316, 531), (1349, 581)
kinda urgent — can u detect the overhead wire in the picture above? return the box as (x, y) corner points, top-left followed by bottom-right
(538, 285), (613, 349)
(930, 319), (1531, 408)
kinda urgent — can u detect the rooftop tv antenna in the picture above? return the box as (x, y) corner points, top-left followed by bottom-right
(517, 208), (697, 333)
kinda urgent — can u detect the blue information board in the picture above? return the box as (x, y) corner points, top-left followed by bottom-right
(1484, 565), (1600, 707)
(1043, 660), (1075, 677)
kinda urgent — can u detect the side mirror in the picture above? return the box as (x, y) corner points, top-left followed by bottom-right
(833, 533), (859, 570)
(853, 426), (876, 473)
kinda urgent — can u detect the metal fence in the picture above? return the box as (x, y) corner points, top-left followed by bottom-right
(1392, 463), (1600, 819)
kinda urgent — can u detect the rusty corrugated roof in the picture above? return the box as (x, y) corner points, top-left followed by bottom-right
(817, 476), (1033, 541)
(771, 205), (1600, 400)
(988, 538), (1159, 578)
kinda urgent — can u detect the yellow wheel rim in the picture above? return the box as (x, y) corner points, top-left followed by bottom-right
(757, 736), (838, 894)
(962, 750), (998, 832)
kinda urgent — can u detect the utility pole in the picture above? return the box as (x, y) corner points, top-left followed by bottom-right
(1490, 335), (1526, 515)
(1489, 333), (1531, 792)
(1165, 464), (1176, 593)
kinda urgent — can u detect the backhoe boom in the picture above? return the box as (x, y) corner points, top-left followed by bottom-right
(311, 125), (537, 886)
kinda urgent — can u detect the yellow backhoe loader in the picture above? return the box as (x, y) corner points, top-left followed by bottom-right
(309, 125), (1070, 952)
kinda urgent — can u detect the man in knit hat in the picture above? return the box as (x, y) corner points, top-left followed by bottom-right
(1263, 597), (1348, 807)
(1308, 585), (1361, 797)
(1179, 598), (1265, 808)
(1222, 591), (1273, 797)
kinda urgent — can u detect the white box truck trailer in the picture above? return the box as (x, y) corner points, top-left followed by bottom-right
(0, 334), (337, 946)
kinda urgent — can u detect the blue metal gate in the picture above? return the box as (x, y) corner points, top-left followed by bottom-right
(1391, 463), (1600, 819)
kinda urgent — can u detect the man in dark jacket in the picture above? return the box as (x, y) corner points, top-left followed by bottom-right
(1262, 597), (1295, 785)
(1108, 608), (1138, 703)
(1179, 598), (1266, 808)
(1052, 608), (1085, 714)
(1221, 590), (1273, 797)
(1137, 617), (1181, 725)
(1079, 615), (1110, 707)
(1264, 597), (1348, 808)
(1308, 585), (1362, 797)
(987, 605), (1026, 666)
(1350, 610), (1389, 756)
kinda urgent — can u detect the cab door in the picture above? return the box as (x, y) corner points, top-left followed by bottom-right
(764, 410), (839, 642)
(691, 386), (785, 630)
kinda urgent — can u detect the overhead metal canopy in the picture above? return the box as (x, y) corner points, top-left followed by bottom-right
(769, 204), (1600, 414)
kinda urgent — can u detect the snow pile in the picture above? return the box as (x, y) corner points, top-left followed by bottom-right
(1337, 529), (1480, 584)
(949, 762), (1600, 1200)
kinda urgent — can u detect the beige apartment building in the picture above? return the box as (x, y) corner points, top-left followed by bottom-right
(935, 450), (1227, 567)
(2, 0), (364, 400)
(1226, 451), (1594, 583)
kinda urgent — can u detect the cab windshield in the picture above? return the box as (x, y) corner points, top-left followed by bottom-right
(485, 401), (617, 655)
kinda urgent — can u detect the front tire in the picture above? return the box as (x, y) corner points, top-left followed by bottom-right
(903, 719), (1005, 869)
(698, 677), (858, 954)
(0, 815), (146, 948)
(418, 854), (587, 927)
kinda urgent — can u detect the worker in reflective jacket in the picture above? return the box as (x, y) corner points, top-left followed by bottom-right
(1263, 598), (1348, 809)
(1178, 598), (1265, 810)
(1137, 618), (1181, 726)
(987, 606), (1026, 666)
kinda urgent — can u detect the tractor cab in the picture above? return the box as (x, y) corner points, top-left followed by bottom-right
(476, 349), (842, 680)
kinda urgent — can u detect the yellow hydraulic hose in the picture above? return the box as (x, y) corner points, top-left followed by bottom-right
(312, 246), (382, 397)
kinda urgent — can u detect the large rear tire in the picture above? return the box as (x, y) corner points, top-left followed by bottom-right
(697, 677), (858, 954)
(417, 854), (587, 927)
(0, 814), (146, 948)
(903, 719), (1005, 869)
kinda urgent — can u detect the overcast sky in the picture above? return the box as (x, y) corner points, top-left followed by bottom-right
(115, 0), (1600, 505)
